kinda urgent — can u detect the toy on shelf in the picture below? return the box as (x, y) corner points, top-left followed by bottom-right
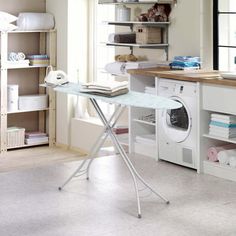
(137, 3), (171, 22)
(115, 54), (138, 62)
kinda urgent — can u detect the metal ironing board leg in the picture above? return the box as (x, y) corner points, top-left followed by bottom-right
(86, 105), (126, 180)
(90, 98), (142, 218)
(91, 98), (169, 218)
(58, 104), (125, 190)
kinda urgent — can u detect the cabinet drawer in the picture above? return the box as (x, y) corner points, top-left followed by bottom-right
(202, 84), (236, 115)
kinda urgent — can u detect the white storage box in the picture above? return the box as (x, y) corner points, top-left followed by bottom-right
(7, 127), (25, 148)
(19, 94), (48, 110)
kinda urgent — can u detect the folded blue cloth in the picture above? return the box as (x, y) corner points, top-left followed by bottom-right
(170, 56), (201, 69)
(210, 121), (236, 128)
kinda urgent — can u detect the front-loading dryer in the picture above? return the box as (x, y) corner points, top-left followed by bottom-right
(158, 78), (198, 169)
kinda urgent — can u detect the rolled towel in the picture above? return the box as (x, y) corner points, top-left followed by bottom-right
(17, 52), (25, 61)
(108, 32), (136, 43)
(17, 13), (54, 30)
(207, 144), (236, 162)
(229, 156), (236, 168)
(218, 149), (236, 165)
(0, 22), (17, 31)
(104, 62), (126, 75)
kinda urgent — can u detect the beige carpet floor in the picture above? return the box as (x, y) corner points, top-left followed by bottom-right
(0, 146), (86, 173)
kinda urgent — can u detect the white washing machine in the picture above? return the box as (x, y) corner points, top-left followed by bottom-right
(158, 78), (198, 169)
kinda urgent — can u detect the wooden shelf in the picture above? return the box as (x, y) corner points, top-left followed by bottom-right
(104, 21), (170, 27)
(117, 133), (129, 145)
(105, 42), (169, 48)
(204, 160), (236, 182)
(133, 118), (156, 126)
(7, 142), (49, 150)
(7, 29), (56, 34)
(203, 133), (236, 144)
(2, 64), (48, 69)
(8, 108), (49, 114)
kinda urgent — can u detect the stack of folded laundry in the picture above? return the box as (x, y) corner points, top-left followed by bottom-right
(209, 113), (236, 139)
(170, 56), (201, 70)
(25, 131), (49, 145)
(80, 80), (129, 97)
(26, 54), (49, 66)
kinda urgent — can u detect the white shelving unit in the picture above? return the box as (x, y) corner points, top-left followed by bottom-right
(200, 83), (236, 181)
(129, 74), (158, 159)
(0, 30), (56, 153)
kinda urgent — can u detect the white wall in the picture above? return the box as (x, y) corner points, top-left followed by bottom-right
(46, 0), (70, 146)
(46, 0), (90, 147)
(46, 0), (213, 149)
(169, 0), (201, 58)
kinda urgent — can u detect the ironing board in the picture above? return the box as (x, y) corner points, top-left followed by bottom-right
(55, 82), (182, 218)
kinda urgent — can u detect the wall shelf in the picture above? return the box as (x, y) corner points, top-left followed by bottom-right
(204, 160), (236, 182)
(104, 21), (170, 27)
(8, 108), (50, 114)
(133, 118), (156, 126)
(2, 64), (49, 69)
(203, 134), (236, 145)
(7, 142), (49, 150)
(105, 42), (169, 48)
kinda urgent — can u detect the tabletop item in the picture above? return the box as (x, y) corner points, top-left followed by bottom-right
(80, 80), (129, 97)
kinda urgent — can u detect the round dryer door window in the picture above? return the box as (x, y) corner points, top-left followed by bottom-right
(161, 96), (192, 143)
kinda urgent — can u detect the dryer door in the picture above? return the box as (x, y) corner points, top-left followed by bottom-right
(161, 96), (192, 143)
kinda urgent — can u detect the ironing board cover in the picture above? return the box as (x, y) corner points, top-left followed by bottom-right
(54, 82), (182, 110)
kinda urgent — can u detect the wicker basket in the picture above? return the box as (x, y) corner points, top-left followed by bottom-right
(7, 127), (25, 148)
(134, 26), (162, 44)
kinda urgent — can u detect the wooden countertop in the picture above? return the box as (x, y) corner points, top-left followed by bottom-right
(127, 67), (236, 87)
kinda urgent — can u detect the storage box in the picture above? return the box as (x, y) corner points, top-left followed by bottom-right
(19, 94), (48, 110)
(134, 26), (162, 44)
(7, 127), (25, 148)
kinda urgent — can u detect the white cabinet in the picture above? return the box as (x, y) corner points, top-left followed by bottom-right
(201, 83), (236, 181)
(129, 74), (158, 160)
(0, 30), (56, 153)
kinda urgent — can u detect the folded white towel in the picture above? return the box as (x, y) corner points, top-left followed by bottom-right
(229, 156), (236, 168)
(105, 62), (126, 75)
(218, 149), (236, 165)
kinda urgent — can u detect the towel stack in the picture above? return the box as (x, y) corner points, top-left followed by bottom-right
(170, 56), (201, 70)
(209, 113), (236, 139)
(80, 80), (129, 97)
(26, 55), (49, 66)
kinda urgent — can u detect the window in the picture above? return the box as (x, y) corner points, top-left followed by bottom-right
(214, 0), (236, 70)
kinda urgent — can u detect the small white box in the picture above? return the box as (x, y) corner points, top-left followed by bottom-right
(19, 94), (48, 110)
